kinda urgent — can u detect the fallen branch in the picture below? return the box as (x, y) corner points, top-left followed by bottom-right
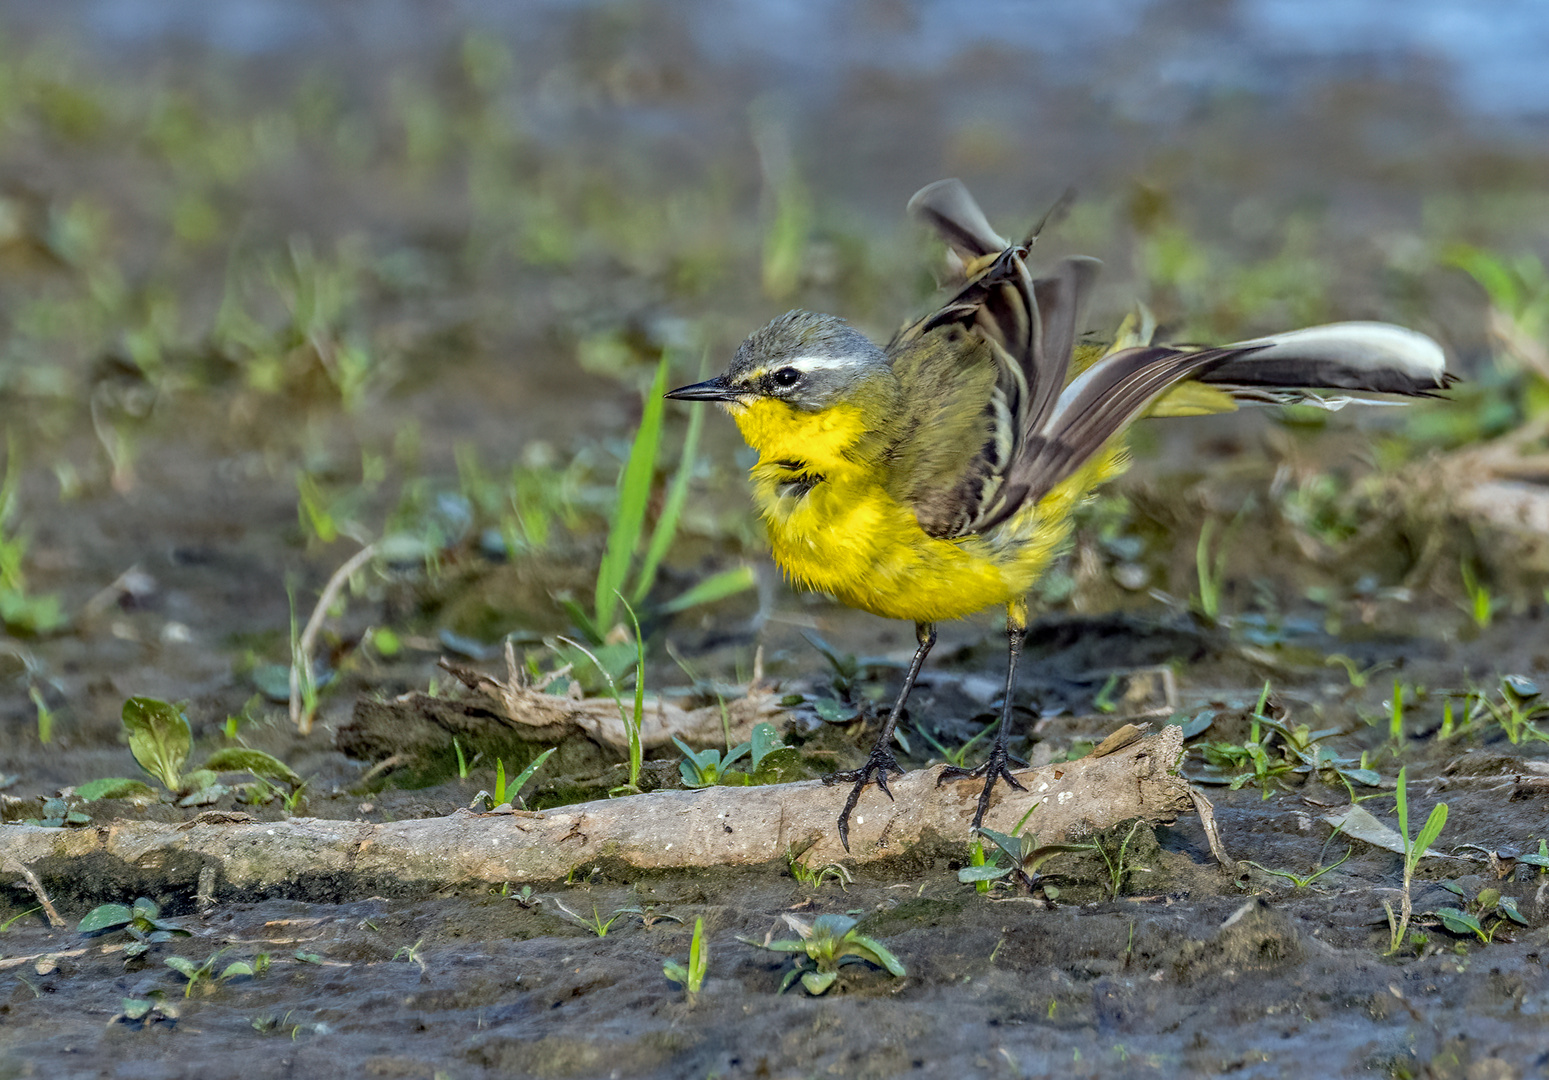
(339, 643), (784, 765)
(0, 729), (1188, 900)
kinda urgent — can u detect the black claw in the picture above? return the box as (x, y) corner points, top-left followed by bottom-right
(969, 746), (1026, 830)
(828, 748), (903, 852)
(938, 746), (1026, 828)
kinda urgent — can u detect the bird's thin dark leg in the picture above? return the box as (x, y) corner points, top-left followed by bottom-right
(825, 621), (936, 851)
(937, 600), (1029, 829)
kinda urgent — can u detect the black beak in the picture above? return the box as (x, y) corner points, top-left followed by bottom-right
(665, 375), (740, 402)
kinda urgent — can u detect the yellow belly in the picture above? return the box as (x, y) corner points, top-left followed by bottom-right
(752, 451), (1120, 624)
(730, 395), (1127, 624)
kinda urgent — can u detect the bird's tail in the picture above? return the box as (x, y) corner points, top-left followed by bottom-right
(1149, 321), (1455, 416)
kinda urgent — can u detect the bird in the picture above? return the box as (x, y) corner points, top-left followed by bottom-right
(666, 178), (1453, 851)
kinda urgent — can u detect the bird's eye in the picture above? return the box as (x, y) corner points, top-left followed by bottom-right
(772, 367), (802, 388)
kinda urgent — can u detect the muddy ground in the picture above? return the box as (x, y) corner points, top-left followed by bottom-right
(5, 3), (1549, 1078)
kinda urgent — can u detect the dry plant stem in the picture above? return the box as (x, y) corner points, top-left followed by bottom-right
(356, 753), (409, 786)
(0, 729), (1189, 896)
(1188, 785), (1232, 869)
(2, 855), (66, 928)
(0, 947), (87, 971)
(292, 541), (378, 733)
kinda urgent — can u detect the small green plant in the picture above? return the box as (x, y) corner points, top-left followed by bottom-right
(753, 106), (811, 302)
(0, 441), (66, 635)
(77, 697), (302, 806)
(674, 735), (749, 788)
(452, 736), (474, 779)
(1479, 676), (1549, 744)
(662, 916), (708, 1000)
(78, 897), (191, 957)
(801, 631), (862, 721)
(1242, 846), (1352, 889)
(392, 938), (427, 972)
(2, 906), (42, 932)
(785, 849), (853, 890)
(1191, 511), (1245, 622)
(676, 722), (792, 789)
(1448, 245), (1549, 378)
(1386, 679), (1406, 752)
(1384, 766), (1449, 956)
(1459, 560), (1494, 629)
(965, 837), (998, 894)
(29, 687), (55, 744)
(1324, 654), (1392, 690)
(115, 991), (179, 1026)
(21, 796), (92, 828)
(1519, 839), (1549, 874)
(959, 824), (1090, 894)
(1195, 688), (1378, 798)
(555, 902), (627, 938)
(746, 913), (905, 996)
(165, 948), (258, 997)
(1430, 883), (1527, 944)
(475, 747), (556, 810)
(914, 721), (993, 769)
(1087, 820), (1149, 900)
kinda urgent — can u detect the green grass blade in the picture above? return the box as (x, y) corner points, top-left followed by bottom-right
(506, 747), (555, 802)
(595, 357), (668, 632)
(631, 362), (704, 607)
(1414, 802), (1449, 859)
(624, 597), (646, 788)
(660, 565), (757, 614)
(1394, 765), (1409, 854)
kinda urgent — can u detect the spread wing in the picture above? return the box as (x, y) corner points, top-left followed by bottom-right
(886, 249), (1110, 536)
(888, 180), (1134, 538)
(887, 180), (1450, 542)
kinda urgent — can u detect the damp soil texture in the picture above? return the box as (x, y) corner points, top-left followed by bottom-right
(5, 3), (1549, 1078)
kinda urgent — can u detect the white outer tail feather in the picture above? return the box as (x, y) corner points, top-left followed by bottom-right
(1225, 321), (1447, 382)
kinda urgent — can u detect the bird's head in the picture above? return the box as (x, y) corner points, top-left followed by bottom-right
(666, 311), (890, 414)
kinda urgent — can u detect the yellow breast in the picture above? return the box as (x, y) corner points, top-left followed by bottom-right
(730, 399), (1124, 623)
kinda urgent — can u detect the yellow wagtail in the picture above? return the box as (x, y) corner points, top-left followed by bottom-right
(667, 179), (1452, 849)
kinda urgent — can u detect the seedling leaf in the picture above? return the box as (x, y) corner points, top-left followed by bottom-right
(958, 865), (1014, 883)
(1413, 804), (1449, 860)
(164, 956), (200, 978)
(78, 904), (134, 934)
(1433, 907), (1483, 937)
(75, 777), (158, 802)
(200, 748), (302, 786)
(800, 970), (838, 995)
(122, 697), (191, 791)
(1499, 895), (1528, 925)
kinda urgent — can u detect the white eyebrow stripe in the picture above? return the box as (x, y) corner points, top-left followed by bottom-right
(780, 353), (869, 374)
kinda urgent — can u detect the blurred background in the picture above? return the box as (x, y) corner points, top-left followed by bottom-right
(2, 0), (1548, 764)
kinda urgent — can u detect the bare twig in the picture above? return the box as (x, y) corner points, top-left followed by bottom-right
(1188, 785), (1232, 870)
(0, 947), (87, 971)
(356, 753), (407, 787)
(293, 541), (378, 733)
(3, 855), (66, 928)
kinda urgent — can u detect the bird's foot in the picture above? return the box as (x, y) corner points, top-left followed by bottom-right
(824, 749), (905, 852)
(936, 744), (1026, 830)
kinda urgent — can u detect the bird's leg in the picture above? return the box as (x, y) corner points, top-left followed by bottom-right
(825, 621), (936, 851)
(937, 599), (1029, 829)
